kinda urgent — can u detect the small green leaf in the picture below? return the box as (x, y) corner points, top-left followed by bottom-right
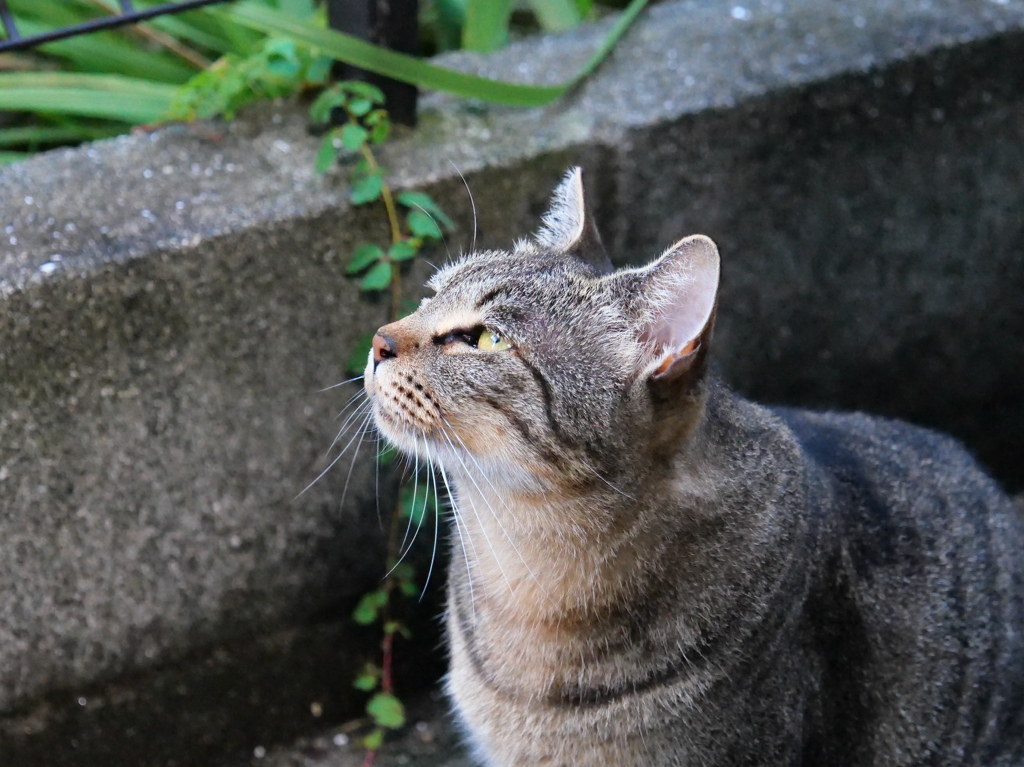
(367, 693), (406, 729)
(342, 81), (386, 104)
(573, 0), (594, 16)
(354, 673), (378, 691)
(388, 241), (418, 261)
(315, 133), (339, 174)
(408, 209), (442, 240)
(400, 580), (418, 597)
(340, 123), (369, 151)
(378, 445), (398, 465)
(306, 55), (333, 84)
(528, 0), (582, 32)
(360, 261), (393, 291)
(362, 728), (384, 750)
(384, 620), (413, 639)
(370, 120), (390, 145)
(397, 191), (455, 229)
(348, 98), (372, 116)
(309, 86), (347, 124)
(346, 243), (384, 274)
(364, 108), (388, 126)
(352, 588), (388, 625)
(264, 39), (301, 78)
(463, 0), (515, 51)
(347, 333), (375, 376)
(351, 173), (383, 205)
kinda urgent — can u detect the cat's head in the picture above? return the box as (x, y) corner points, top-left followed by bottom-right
(364, 168), (720, 496)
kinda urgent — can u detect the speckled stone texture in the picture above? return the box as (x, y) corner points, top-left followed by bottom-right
(1, 0), (1023, 764)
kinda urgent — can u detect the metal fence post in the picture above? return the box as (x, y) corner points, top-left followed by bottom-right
(326, 0), (419, 127)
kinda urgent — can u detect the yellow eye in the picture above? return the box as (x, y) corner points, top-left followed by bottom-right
(477, 329), (511, 351)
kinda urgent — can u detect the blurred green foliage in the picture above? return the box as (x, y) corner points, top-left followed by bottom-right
(0, 0), (646, 163)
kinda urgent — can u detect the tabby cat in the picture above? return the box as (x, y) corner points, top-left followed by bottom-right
(364, 168), (1024, 766)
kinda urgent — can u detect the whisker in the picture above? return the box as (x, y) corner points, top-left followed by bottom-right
(374, 427), (383, 527)
(449, 159), (478, 254)
(297, 407), (374, 498)
(445, 475), (478, 625)
(438, 419), (551, 602)
(437, 430), (517, 596)
(326, 396), (371, 457)
(337, 410), (376, 504)
(579, 457), (636, 501)
(318, 374), (365, 392)
(387, 461), (432, 579)
(409, 202), (453, 264)
(395, 431), (420, 558)
(424, 459), (447, 600)
(333, 391), (368, 423)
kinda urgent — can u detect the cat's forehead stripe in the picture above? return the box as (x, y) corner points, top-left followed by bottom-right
(434, 309), (484, 337)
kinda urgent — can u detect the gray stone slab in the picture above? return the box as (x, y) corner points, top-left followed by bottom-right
(1, 0), (1023, 761)
(250, 693), (472, 767)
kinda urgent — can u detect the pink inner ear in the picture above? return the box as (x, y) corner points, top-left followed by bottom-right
(644, 235), (720, 357)
(654, 338), (698, 374)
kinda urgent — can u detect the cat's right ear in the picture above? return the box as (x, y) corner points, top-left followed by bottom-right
(632, 234), (720, 385)
(534, 167), (613, 274)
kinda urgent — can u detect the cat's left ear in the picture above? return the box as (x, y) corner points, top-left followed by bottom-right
(632, 234), (720, 383)
(535, 167), (613, 273)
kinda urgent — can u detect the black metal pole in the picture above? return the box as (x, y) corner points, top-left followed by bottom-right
(327, 0), (419, 127)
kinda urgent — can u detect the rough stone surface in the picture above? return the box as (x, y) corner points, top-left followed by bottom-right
(247, 693), (471, 767)
(1, 0), (1023, 763)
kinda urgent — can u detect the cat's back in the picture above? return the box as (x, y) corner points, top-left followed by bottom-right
(773, 405), (1024, 765)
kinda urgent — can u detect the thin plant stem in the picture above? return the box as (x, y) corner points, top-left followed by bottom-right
(359, 132), (413, 762)
(358, 139), (404, 319)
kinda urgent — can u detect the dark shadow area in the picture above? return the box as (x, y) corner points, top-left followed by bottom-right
(617, 31), (1024, 491)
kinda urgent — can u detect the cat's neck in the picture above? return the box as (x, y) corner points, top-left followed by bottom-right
(442, 384), (777, 624)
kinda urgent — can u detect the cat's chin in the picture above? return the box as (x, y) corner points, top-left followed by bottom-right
(369, 419), (557, 502)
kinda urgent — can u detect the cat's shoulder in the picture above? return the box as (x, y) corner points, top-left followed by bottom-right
(764, 404), (1020, 556)
(769, 404), (989, 490)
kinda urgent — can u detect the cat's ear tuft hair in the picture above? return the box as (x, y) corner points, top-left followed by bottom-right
(637, 234), (720, 380)
(534, 167), (613, 273)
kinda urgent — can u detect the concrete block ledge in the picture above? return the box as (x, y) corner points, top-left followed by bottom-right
(2, 0), (1024, 763)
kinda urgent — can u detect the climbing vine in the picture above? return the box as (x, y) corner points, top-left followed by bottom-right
(310, 81), (451, 763)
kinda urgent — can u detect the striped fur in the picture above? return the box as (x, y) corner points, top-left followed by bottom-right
(364, 169), (1024, 766)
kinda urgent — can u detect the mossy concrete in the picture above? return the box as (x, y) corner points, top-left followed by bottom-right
(1, 0), (1023, 763)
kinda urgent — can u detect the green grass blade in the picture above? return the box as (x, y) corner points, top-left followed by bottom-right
(462, 0), (514, 52)
(227, 0), (648, 107)
(528, 0), (582, 32)
(433, 0), (467, 51)
(278, 0), (315, 17)
(12, 17), (197, 83)
(0, 73), (176, 123)
(0, 124), (124, 148)
(572, 0), (648, 81)
(9, 0), (90, 26)
(202, 6), (273, 55)
(0, 151), (30, 165)
(85, 0), (260, 55)
(145, 14), (239, 54)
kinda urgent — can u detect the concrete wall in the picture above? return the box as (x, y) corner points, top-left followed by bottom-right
(1, 0), (1023, 763)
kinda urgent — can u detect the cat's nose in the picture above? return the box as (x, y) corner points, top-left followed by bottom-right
(372, 332), (398, 367)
